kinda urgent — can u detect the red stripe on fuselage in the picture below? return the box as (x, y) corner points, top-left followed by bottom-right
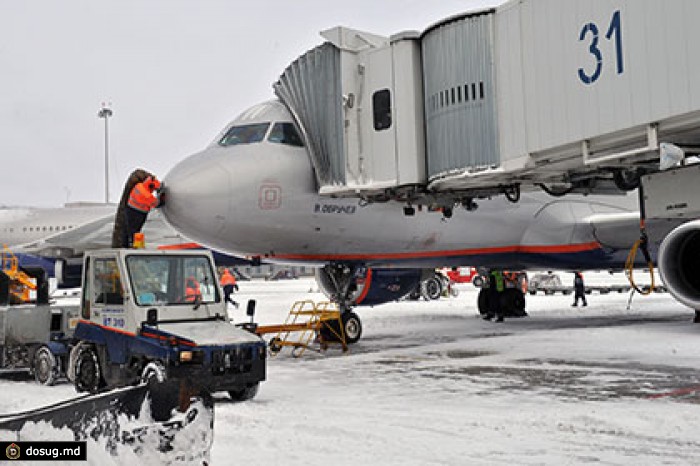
(272, 241), (603, 262)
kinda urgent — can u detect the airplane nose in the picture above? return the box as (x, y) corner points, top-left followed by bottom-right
(161, 150), (231, 245)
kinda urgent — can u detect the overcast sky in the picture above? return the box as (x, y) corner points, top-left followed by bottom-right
(0, 0), (498, 207)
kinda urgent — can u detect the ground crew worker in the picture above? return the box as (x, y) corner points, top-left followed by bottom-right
(484, 269), (506, 322)
(185, 276), (201, 303)
(572, 271), (587, 307)
(123, 175), (161, 248)
(220, 268), (239, 309)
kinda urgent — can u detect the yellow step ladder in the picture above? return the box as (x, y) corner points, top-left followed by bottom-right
(255, 300), (348, 357)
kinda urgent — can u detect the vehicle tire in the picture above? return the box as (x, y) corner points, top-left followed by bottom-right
(141, 361), (167, 386)
(562, 290), (572, 295)
(472, 276), (484, 288)
(268, 337), (283, 354)
(229, 383), (259, 402)
(599, 288), (610, 294)
(74, 345), (103, 393)
(477, 288), (490, 315)
(528, 290), (537, 296)
(34, 346), (59, 386)
(422, 276), (443, 300)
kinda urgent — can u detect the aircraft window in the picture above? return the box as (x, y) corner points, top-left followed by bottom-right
(268, 122), (304, 147)
(219, 123), (270, 147)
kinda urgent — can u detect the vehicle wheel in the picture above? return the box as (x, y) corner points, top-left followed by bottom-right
(34, 346), (59, 386)
(268, 337), (283, 353)
(422, 276), (443, 300)
(528, 290), (537, 296)
(229, 383), (259, 402)
(74, 346), (103, 393)
(472, 276), (484, 288)
(562, 290), (572, 295)
(599, 288), (610, 294)
(141, 361), (167, 386)
(342, 312), (363, 344)
(477, 288), (490, 315)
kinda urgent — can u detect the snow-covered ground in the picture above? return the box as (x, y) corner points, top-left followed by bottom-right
(1, 274), (700, 465)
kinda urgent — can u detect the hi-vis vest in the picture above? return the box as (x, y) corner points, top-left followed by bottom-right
(220, 271), (236, 286)
(128, 182), (158, 213)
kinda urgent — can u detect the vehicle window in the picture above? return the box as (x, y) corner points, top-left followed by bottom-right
(93, 258), (124, 305)
(218, 123), (270, 146)
(126, 255), (220, 306)
(267, 122), (304, 147)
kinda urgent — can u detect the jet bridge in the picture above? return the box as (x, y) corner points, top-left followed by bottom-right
(274, 0), (700, 205)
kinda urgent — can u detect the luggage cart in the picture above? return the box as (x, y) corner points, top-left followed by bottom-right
(255, 300), (348, 357)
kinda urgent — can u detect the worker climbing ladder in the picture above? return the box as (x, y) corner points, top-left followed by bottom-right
(255, 300), (348, 357)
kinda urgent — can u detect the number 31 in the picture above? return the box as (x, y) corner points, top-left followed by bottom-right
(578, 10), (624, 85)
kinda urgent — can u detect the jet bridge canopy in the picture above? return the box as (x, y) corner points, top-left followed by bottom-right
(274, 0), (700, 203)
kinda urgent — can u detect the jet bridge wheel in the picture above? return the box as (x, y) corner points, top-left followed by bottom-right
(74, 345), (104, 393)
(33, 346), (60, 386)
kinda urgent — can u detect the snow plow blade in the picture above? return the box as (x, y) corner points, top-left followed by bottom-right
(0, 384), (213, 464)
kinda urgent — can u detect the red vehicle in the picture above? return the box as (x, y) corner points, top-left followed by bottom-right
(445, 267), (479, 284)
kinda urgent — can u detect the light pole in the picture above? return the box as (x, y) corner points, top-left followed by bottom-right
(97, 103), (113, 203)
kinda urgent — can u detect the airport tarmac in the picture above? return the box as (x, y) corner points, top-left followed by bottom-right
(0, 275), (698, 465)
(213, 276), (700, 465)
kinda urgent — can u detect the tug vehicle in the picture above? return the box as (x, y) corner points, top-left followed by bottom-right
(70, 248), (266, 402)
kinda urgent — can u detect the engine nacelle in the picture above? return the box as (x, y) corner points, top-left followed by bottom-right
(658, 220), (700, 309)
(55, 257), (83, 289)
(315, 267), (426, 307)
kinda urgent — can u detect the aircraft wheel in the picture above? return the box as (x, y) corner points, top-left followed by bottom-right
(229, 383), (259, 402)
(422, 276), (443, 300)
(34, 346), (59, 386)
(501, 288), (526, 317)
(472, 275), (484, 288)
(74, 345), (103, 393)
(477, 288), (490, 315)
(320, 312), (363, 344)
(343, 312), (363, 344)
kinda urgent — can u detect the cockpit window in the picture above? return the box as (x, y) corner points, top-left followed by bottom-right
(267, 122), (304, 147)
(219, 123), (270, 146)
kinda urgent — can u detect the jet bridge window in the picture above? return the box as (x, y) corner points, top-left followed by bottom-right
(267, 122), (304, 147)
(219, 123), (270, 147)
(372, 89), (392, 131)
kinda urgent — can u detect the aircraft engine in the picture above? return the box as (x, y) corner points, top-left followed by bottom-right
(315, 266), (428, 308)
(658, 220), (700, 310)
(55, 257), (83, 289)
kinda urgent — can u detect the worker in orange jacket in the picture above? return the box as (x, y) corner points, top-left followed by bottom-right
(184, 276), (202, 303)
(123, 176), (161, 248)
(220, 268), (239, 309)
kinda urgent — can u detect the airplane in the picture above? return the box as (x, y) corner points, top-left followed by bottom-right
(159, 99), (688, 343)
